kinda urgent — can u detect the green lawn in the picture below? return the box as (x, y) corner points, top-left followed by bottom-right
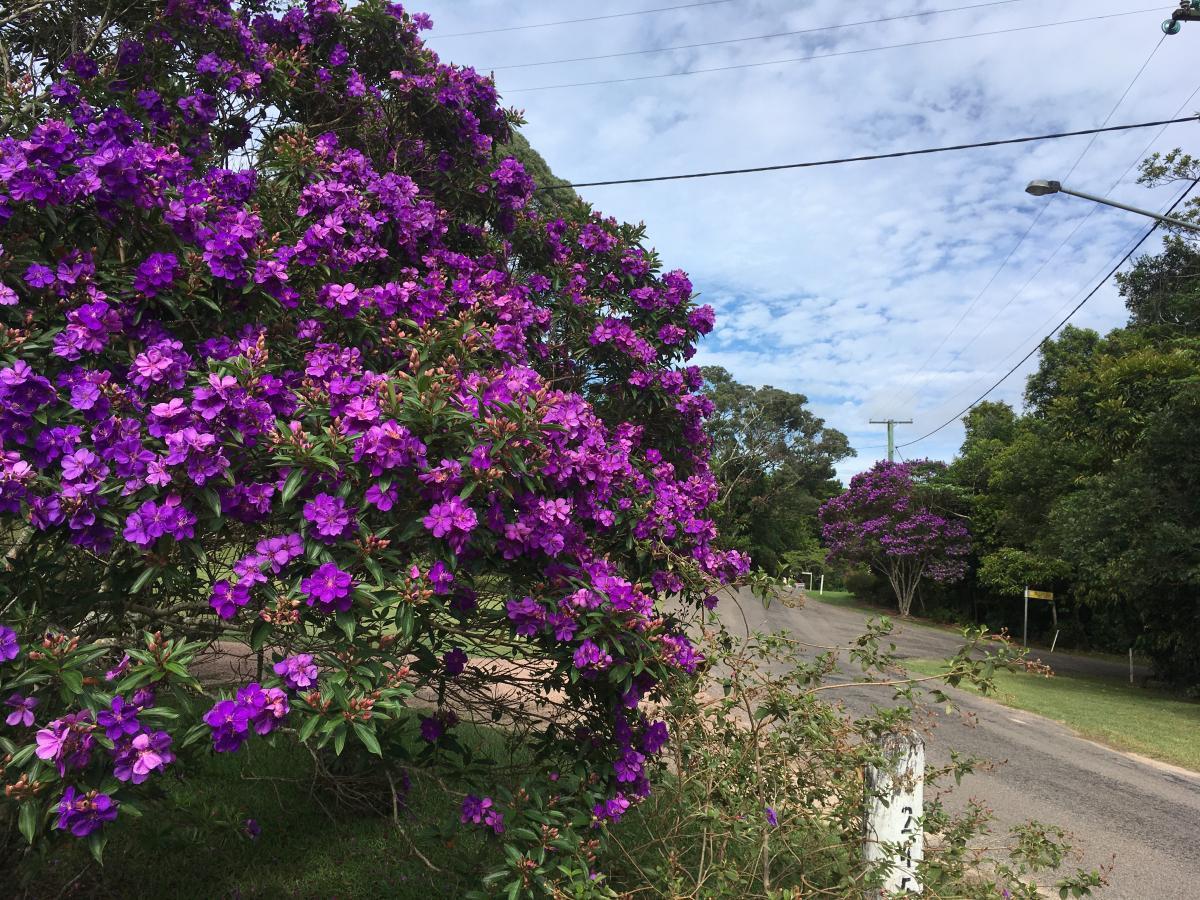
(13, 741), (496, 898)
(904, 658), (1200, 772)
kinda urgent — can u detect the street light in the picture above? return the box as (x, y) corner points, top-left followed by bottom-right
(1024, 179), (1200, 232)
(1163, 0), (1200, 35)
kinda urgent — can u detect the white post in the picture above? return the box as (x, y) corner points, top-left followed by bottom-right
(1022, 586), (1029, 648)
(819, 574), (825, 595)
(864, 731), (923, 897)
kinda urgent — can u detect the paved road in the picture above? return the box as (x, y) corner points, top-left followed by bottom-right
(717, 589), (1200, 900)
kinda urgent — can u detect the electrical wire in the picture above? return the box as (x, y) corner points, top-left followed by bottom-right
(535, 115), (1197, 191)
(888, 32), (1168, 411)
(486, 0), (1033, 71)
(893, 180), (1199, 450)
(506, 6), (1168, 93)
(432, 0), (732, 39)
(900, 78), (1200, 427)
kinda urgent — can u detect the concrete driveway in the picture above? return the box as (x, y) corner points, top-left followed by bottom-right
(716, 589), (1200, 900)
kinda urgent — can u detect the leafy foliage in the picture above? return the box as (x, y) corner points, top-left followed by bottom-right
(0, 0), (750, 886)
(701, 366), (852, 575)
(942, 154), (1200, 686)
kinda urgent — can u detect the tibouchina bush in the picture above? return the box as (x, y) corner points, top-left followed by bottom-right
(0, 0), (748, 881)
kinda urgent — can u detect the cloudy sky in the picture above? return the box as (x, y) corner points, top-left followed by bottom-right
(416, 0), (1196, 481)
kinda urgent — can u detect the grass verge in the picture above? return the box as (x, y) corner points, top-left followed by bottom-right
(10, 741), (494, 899)
(904, 657), (1200, 772)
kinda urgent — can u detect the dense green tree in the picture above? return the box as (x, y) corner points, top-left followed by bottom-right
(942, 155), (1200, 685)
(701, 367), (853, 574)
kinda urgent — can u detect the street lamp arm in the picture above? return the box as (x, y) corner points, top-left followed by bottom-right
(1024, 179), (1200, 233)
(1056, 185), (1200, 233)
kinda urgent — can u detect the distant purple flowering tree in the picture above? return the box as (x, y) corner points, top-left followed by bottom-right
(819, 461), (969, 616)
(0, 0), (747, 874)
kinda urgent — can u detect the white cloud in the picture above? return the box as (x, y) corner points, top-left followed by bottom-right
(420, 0), (1195, 482)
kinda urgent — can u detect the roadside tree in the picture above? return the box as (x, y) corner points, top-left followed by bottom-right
(819, 461), (969, 616)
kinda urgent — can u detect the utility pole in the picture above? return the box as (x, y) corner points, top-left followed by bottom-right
(869, 419), (912, 462)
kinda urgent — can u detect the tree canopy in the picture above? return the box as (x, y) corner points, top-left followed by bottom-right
(701, 366), (853, 575)
(942, 160), (1200, 686)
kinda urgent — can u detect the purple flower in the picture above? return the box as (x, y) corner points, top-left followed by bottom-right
(133, 252), (177, 297)
(35, 711), (94, 775)
(442, 648), (467, 677)
(422, 496), (477, 543)
(461, 795), (505, 834)
(303, 493), (356, 542)
(0, 625), (18, 662)
(255, 533), (304, 572)
(97, 695), (142, 740)
(123, 494), (196, 547)
(113, 730), (174, 783)
(56, 787), (118, 837)
(273, 654), (319, 691)
(641, 720), (669, 754)
(203, 683), (289, 753)
(572, 639), (613, 673)
(592, 793), (631, 824)
(765, 806), (779, 827)
(203, 698), (252, 753)
(243, 818), (261, 840)
(105, 654), (131, 681)
(4, 692), (38, 727)
(419, 713), (456, 743)
(301, 563), (354, 613)
(506, 596), (545, 637)
(210, 579), (250, 620)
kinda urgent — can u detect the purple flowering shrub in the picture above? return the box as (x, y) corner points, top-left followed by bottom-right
(0, 0), (747, 877)
(819, 461), (969, 616)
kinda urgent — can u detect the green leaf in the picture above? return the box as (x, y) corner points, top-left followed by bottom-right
(59, 669), (84, 696)
(87, 830), (108, 864)
(297, 714), (321, 744)
(335, 610), (356, 641)
(352, 721), (382, 756)
(395, 604), (414, 642)
(249, 620), (272, 652)
(18, 802), (39, 845)
(280, 469), (307, 507)
(130, 566), (159, 594)
(333, 725), (347, 756)
(202, 488), (223, 518)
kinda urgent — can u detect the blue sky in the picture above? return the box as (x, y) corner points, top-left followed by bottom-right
(417, 0), (1196, 481)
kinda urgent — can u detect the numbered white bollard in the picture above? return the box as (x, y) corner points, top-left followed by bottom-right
(863, 730), (923, 897)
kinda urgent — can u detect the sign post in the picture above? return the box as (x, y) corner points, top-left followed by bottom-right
(1022, 587), (1054, 647)
(864, 731), (924, 897)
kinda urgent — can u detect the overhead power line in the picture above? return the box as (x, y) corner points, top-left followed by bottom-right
(895, 180), (1200, 451)
(888, 32), (1168, 411)
(487, 0), (1032, 70)
(900, 78), (1200, 429)
(507, 6), (1166, 93)
(432, 0), (732, 39)
(535, 116), (1199, 191)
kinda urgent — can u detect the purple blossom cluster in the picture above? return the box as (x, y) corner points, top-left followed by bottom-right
(28, 689), (172, 837)
(0, 0), (750, 851)
(272, 654), (320, 691)
(460, 794), (505, 834)
(819, 461), (970, 583)
(203, 683), (290, 753)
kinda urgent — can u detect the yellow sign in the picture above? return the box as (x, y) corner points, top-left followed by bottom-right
(1024, 589), (1054, 601)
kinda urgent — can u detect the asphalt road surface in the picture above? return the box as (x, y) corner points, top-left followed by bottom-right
(717, 589), (1200, 900)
